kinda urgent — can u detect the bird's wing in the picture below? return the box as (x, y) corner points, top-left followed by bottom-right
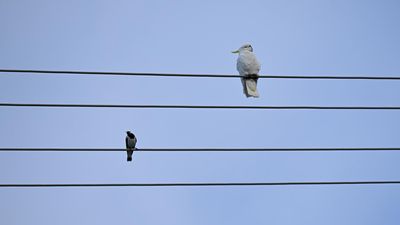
(237, 55), (248, 76)
(125, 137), (129, 149)
(133, 137), (137, 148)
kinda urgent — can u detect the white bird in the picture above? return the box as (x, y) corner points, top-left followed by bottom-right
(125, 131), (137, 162)
(232, 44), (261, 98)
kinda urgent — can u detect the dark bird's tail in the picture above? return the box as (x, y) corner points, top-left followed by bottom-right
(127, 150), (133, 162)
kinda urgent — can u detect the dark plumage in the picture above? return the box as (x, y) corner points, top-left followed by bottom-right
(125, 131), (137, 162)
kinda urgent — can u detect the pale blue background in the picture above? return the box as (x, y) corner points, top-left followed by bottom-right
(1, 0), (400, 224)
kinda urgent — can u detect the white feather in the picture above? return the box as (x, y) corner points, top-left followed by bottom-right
(235, 44), (261, 98)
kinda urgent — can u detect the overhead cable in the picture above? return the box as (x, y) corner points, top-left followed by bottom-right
(1, 69), (400, 80)
(1, 180), (400, 188)
(1, 103), (400, 110)
(1, 147), (400, 152)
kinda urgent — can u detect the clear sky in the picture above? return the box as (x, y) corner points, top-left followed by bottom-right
(1, 0), (400, 224)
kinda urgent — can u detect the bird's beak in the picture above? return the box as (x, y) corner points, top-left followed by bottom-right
(231, 50), (239, 54)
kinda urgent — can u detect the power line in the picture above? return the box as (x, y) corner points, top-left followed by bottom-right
(1, 69), (400, 80)
(1, 181), (400, 188)
(1, 103), (400, 110)
(1, 147), (400, 152)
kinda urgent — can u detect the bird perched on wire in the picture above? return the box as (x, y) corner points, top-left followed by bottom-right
(232, 43), (261, 98)
(125, 131), (137, 162)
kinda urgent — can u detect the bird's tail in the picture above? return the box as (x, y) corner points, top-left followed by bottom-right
(127, 150), (133, 162)
(241, 76), (259, 98)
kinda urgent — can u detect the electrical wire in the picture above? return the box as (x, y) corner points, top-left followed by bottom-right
(1, 103), (400, 110)
(1, 147), (400, 152)
(1, 69), (400, 80)
(2, 70), (399, 191)
(1, 181), (400, 188)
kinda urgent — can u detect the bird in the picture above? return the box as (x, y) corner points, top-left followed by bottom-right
(125, 131), (137, 162)
(232, 43), (261, 98)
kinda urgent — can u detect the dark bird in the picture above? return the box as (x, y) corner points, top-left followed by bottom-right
(125, 131), (137, 162)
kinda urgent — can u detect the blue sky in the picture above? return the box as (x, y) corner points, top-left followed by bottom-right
(1, 0), (400, 224)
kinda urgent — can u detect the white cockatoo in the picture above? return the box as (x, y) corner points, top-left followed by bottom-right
(125, 131), (137, 162)
(232, 44), (261, 98)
